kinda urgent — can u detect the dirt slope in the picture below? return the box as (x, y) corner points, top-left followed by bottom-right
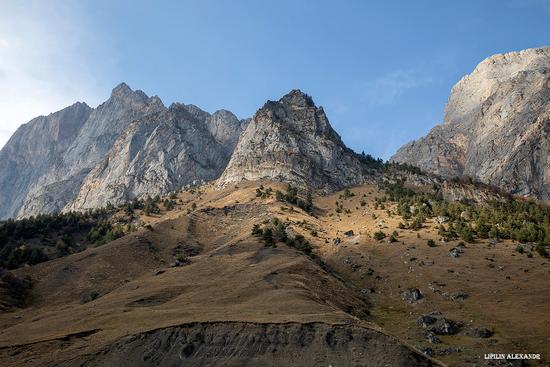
(0, 182), (438, 367)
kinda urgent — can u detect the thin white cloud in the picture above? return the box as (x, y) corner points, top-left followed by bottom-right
(361, 69), (435, 105)
(0, 1), (114, 148)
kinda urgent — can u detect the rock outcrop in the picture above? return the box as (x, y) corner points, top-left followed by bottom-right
(217, 90), (375, 192)
(392, 46), (550, 200)
(65, 103), (244, 211)
(0, 83), (245, 219)
(0, 102), (93, 219)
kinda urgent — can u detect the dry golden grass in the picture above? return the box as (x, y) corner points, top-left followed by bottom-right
(0, 181), (548, 366)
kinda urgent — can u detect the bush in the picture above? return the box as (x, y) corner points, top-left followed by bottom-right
(374, 231), (386, 241)
(287, 234), (313, 256)
(251, 224), (262, 236)
(536, 244), (549, 258)
(275, 184), (313, 213)
(427, 239), (436, 247)
(252, 218), (314, 256)
(163, 199), (175, 211)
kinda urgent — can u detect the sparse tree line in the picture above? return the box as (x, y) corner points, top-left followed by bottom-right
(274, 184), (313, 214)
(378, 180), (550, 256)
(252, 217), (313, 256)
(0, 190), (185, 270)
(0, 209), (123, 269)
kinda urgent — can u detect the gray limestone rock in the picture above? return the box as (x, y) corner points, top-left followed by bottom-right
(392, 46), (550, 200)
(217, 90), (376, 192)
(0, 83), (245, 219)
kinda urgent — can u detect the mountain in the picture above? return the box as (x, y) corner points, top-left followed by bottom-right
(392, 46), (550, 200)
(0, 102), (92, 219)
(217, 90), (375, 191)
(0, 83), (245, 219)
(65, 104), (245, 211)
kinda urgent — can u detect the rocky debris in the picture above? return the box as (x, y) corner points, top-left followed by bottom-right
(216, 89), (376, 192)
(419, 347), (433, 357)
(436, 216), (449, 224)
(450, 247), (464, 258)
(425, 332), (441, 344)
(392, 46), (550, 200)
(442, 291), (469, 302)
(343, 230), (354, 237)
(343, 257), (362, 272)
(171, 255), (192, 267)
(434, 346), (461, 356)
(430, 318), (461, 335)
(427, 282), (446, 294)
(58, 322), (435, 367)
(416, 315), (437, 328)
(360, 288), (376, 295)
(403, 288), (423, 304)
(469, 327), (493, 338)
(458, 211), (471, 221)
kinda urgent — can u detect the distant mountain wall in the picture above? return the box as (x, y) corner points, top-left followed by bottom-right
(392, 46), (550, 200)
(0, 83), (246, 219)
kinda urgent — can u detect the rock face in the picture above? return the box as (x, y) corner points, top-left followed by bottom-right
(392, 46), (550, 200)
(0, 102), (93, 219)
(59, 322), (434, 367)
(217, 90), (374, 191)
(66, 104), (244, 211)
(0, 83), (245, 219)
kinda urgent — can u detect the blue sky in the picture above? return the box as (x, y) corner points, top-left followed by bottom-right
(1, 0), (549, 158)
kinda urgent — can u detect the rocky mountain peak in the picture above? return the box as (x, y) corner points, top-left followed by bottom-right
(216, 90), (374, 192)
(392, 46), (550, 200)
(110, 82), (148, 102)
(279, 89), (315, 108)
(257, 89), (336, 140)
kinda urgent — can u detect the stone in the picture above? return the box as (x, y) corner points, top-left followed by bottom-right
(470, 327), (493, 338)
(430, 318), (460, 335)
(443, 291), (468, 302)
(402, 288), (423, 304)
(416, 315), (437, 328)
(449, 247), (463, 258)
(419, 347), (433, 357)
(426, 332), (441, 344)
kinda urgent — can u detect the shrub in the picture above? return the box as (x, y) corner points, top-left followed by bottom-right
(427, 239), (436, 247)
(275, 184), (313, 213)
(374, 231), (386, 241)
(251, 224), (262, 236)
(535, 244), (549, 258)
